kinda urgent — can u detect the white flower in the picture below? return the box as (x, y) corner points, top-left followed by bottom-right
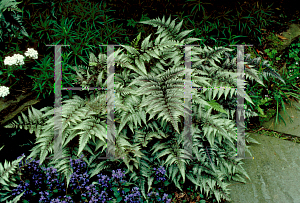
(4, 56), (17, 66)
(13, 54), (25, 65)
(24, 48), (38, 59)
(0, 86), (10, 97)
(4, 54), (24, 66)
(3, 48), (38, 66)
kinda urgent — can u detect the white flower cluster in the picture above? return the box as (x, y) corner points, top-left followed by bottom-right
(1, 48), (38, 98)
(0, 86), (10, 98)
(24, 48), (38, 59)
(3, 48), (38, 66)
(4, 54), (25, 66)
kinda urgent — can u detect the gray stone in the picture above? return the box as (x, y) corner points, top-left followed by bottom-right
(228, 133), (300, 203)
(0, 91), (42, 127)
(228, 98), (300, 203)
(267, 23), (300, 76)
(276, 23), (300, 54)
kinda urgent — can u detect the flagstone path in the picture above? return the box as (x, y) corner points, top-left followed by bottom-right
(228, 99), (300, 203)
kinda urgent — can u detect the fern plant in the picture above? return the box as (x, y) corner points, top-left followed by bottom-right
(1, 15), (276, 202)
(0, 143), (26, 203)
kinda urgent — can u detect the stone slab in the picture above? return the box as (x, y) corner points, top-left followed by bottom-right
(228, 133), (300, 203)
(0, 91), (42, 127)
(277, 23), (300, 54)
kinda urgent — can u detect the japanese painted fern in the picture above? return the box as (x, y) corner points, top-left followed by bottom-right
(2, 15), (278, 202)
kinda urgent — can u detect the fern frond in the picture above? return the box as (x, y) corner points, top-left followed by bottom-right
(117, 100), (147, 135)
(42, 147), (74, 189)
(261, 67), (286, 84)
(130, 67), (193, 133)
(0, 155), (25, 202)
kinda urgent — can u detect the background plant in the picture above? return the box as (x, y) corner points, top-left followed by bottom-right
(282, 40), (300, 82)
(0, 0), (294, 101)
(261, 31), (284, 51)
(90, 0), (285, 51)
(219, 35), (300, 130)
(0, 0), (29, 45)
(0, 0), (140, 100)
(243, 39), (300, 128)
(177, 0), (276, 48)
